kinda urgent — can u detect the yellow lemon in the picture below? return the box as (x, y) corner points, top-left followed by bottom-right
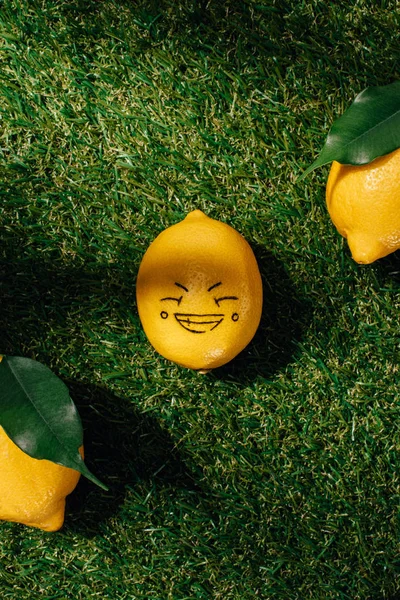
(326, 148), (400, 263)
(0, 426), (82, 531)
(136, 210), (263, 370)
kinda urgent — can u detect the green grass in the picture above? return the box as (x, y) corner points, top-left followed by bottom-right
(1, 0), (400, 598)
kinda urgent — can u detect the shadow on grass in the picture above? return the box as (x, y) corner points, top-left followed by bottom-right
(33, 0), (397, 93)
(65, 381), (202, 536)
(375, 249), (400, 287)
(0, 254), (138, 358)
(51, 0), (286, 58)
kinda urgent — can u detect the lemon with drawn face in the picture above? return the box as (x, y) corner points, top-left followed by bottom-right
(136, 210), (263, 370)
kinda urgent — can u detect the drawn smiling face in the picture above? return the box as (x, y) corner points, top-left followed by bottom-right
(159, 281), (239, 334)
(136, 209), (263, 370)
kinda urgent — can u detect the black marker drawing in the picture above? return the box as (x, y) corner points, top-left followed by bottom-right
(160, 296), (183, 305)
(159, 281), (240, 332)
(214, 296), (239, 307)
(207, 281), (222, 292)
(174, 313), (224, 334)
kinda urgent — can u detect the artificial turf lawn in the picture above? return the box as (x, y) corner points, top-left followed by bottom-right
(0, 0), (399, 598)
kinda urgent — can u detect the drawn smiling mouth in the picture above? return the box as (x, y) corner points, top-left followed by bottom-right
(174, 313), (224, 333)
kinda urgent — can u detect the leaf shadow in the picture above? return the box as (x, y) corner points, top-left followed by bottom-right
(212, 245), (313, 383)
(65, 380), (202, 536)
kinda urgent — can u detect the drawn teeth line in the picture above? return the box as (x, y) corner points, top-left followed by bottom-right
(179, 319), (222, 325)
(175, 314), (224, 319)
(174, 314), (224, 332)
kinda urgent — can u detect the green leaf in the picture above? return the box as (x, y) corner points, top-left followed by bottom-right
(0, 356), (108, 490)
(301, 81), (400, 179)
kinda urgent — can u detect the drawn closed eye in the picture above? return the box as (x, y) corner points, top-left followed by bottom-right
(214, 296), (238, 307)
(161, 296), (183, 305)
